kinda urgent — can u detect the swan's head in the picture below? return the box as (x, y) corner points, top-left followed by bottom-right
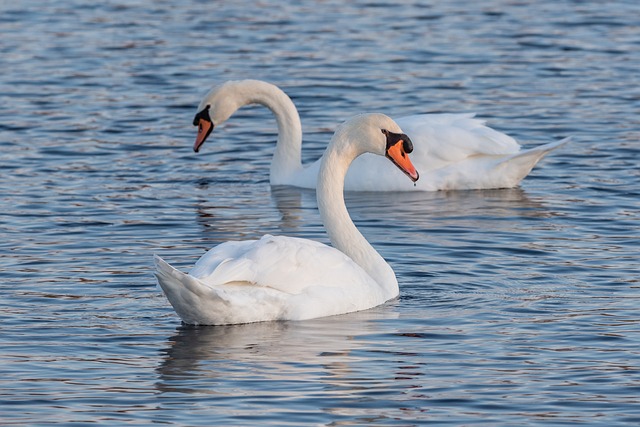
(336, 113), (419, 182)
(193, 81), (251, 152)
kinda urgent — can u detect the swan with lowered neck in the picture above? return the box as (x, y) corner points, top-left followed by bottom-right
(193, 79), (568, 191)
(155, 113), (419, 325)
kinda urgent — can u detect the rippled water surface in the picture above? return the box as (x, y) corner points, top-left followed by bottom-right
(1, 0), (639, 425)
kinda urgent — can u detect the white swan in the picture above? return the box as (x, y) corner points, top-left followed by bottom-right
(193, 79), (568, 191)
(155, 113), (419, 325)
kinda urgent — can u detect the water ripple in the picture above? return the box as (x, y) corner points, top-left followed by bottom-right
(1, 0), (639, 425)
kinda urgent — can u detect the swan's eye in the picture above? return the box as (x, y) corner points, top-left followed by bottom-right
(193, 105), (213, 126)
(383, 129), (414, 155)
(403, 139), (413, 153)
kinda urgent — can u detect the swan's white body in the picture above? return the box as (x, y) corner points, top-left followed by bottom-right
(156, 114), (417, 325)
(194, 80), (568, 191)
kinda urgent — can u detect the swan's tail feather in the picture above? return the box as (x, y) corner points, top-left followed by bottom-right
(154, 254), (200, 296)
(519, 136), (570, 157)
(497, 137), (570, 186)
(154, 255), (225, 324)
(154, 254), (288, 325)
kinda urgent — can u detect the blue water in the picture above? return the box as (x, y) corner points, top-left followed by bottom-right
(1, 0), (639, 425)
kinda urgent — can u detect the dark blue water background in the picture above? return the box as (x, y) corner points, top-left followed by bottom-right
(1, 1), (639, 425)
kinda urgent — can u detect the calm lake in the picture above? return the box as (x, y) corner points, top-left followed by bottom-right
(1, 0), (639, 425)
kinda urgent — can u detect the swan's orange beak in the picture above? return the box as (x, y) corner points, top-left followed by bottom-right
(384, 131), (419, 182)
(194, 118), (213, 152)
(193, 105), (214, 153)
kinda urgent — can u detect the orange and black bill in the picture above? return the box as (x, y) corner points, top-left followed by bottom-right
(193, 105), (214, 153)
(383, 129), (419, 182)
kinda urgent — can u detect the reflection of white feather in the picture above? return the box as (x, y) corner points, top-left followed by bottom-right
(196, 80), (568, 191)
(155, 114), (412, 325)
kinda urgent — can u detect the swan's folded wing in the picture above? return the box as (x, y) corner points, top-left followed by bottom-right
(189, 240), (258, 278)
(191, 235), (373, 295)
(396, 113), (520, 168)
(252, 235), (374, 295)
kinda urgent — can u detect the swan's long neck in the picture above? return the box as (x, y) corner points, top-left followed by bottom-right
(232, 82), (303, 185)
(316, 137), (398, 298)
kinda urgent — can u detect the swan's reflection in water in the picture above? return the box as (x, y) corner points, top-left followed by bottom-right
(343, 187), (552, 221)
(155, 307), (402, 396)
(193, 184), (554, 244)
